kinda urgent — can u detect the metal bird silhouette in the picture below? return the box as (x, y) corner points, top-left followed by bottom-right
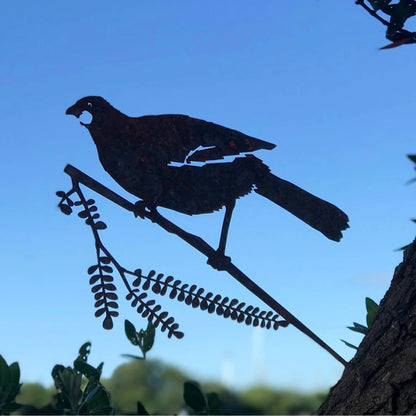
(66, 96), (349, 265)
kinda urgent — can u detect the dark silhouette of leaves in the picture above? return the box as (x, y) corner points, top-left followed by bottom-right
(59, 164), (351, 366)
(59, 204), (73, 215)
(130, 267), (288, 331)
(57, 173), (288, 343)
(356, 0), (416, 47)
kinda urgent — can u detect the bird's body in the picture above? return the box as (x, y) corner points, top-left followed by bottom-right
(66, 96), (349, 255)
(85, 110), (271, 215)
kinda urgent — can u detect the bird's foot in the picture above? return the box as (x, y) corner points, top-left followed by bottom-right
(207, 250), (232, 271)
(133, 200), (149, 219)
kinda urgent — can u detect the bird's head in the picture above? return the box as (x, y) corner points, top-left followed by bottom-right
(66, 96), (112, 127)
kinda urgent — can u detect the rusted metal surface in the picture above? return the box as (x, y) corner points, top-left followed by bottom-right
(59, 164), (347, 365)
(64, 97), (350, 365)
(66, 96), (349, 259)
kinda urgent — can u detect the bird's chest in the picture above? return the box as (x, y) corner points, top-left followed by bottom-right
(94, 136), (169, 199)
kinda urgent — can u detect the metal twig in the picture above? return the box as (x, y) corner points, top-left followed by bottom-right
(63, 164), (347, 366)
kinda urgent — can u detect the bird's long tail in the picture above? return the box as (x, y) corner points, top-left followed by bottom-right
(254, 164), (349, 242)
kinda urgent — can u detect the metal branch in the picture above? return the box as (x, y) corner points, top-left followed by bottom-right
(63, 164), (347, 366)
(355, 0), (390, 26)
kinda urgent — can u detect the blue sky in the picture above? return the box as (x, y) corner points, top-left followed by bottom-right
(1, 1), (415, 392)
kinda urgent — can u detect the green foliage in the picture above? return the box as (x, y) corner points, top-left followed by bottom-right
(1, 348), (330, 415)
(123, 320), (155, 360)
(51, 342), (113, 415)
(365, 297), (378, 327)
(107, 359), (326, 415)
(183, 381), (221, 415)
(341, 297), (379, 350)
(1, 326), (329, 415)
(0, 355), (22, 415)
(242, 386), (327, 415)
(16, 383), (54, 410)
(106, 359), (187, 414)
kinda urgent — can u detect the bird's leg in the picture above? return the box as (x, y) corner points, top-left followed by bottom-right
(218, 200), (235, 256)
(207, 201), (235, 271)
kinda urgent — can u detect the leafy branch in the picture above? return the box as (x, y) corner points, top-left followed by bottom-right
(57, 164), (347, 366)
(341, 297), (379, 350)
(56, 171), (289, 341)
(57, 184), (182, 338)
(123, 320), (156, 360)
(51, 342), (113, 415)
(128, 269), (288, 330)
(356, 0), (416, 48)
(0, 355), (21, 415)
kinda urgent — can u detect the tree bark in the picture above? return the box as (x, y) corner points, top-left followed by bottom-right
(318, 238), (416, 415)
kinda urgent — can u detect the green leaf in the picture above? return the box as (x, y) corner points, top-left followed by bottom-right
(347, 322), (368, 335)
(81, 382), (112, 414)
(141, 321), (156, 354)
(207, 392), (221, 414)
(4, 363), (21, 402)
(0, 356), (21, 411)
(51, 364), (66, 391)
(74, 360), (100, 382)
(366, 297), (379, 327)
(53, 366), (82, 413)
(96, 362), (104, 378)
(137, 401), (150, 415)
(8, 362), (20, 387)
(62, 367), (82, 395)
(0, 355), (11, 390)
(341, 339), (358, 350)
(54, 391), (71, 411)
(184, 381), (207, 412)
(82, 379), (99, 400)
(124, 320), (140, 346)
(77, 342), (91, 362)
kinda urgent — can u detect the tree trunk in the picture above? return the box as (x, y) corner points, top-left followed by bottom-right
(317, 238), (416, 415)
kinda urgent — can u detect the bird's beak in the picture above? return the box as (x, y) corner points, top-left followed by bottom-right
(66, 103), (92, 127)
(66, 104), (82, 118)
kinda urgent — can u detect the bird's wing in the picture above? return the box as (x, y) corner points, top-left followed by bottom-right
(134, 115), (276, 164)
(186, 116), (276, 162)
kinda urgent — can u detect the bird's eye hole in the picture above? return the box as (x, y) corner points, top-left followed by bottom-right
(87, 102), (92, 107)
